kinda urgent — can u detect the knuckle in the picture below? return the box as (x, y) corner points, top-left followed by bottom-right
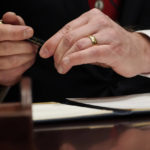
(86, 9), (100, 20)
(90, 8), (101, 15)
(63, 33), (74, 46)
(93, 14), (110, 26)
(62, 23), (72, 34)
(75, 40), (84, 50)
(97, 17), (108, 26)
(87, 9), (110, 27)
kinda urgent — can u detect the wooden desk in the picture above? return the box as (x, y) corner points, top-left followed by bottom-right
(1, 77), (150, 150)
(34, 119), (150, 150)
(0, 78), (36, 150)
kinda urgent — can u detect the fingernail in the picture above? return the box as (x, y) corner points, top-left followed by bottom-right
(6, 12), (16, 15)
(10, 12), (16, 15)
(40, 47), (50, 58)
(24, 28), (33, 38)
(58, 66), (64, 74)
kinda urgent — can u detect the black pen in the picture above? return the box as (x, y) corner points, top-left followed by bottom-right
(27, 36), (45, 47)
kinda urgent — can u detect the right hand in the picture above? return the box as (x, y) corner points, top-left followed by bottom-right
(0, 12), (38, 86)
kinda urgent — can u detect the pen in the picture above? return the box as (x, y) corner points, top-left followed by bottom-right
(27, 36), (45, 47)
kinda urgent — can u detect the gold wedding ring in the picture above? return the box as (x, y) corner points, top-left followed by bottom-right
(89, 35), (98, 45)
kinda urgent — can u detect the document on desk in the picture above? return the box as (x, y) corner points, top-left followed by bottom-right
(68, 93), (150, 110)
(32, 93), (150, 121)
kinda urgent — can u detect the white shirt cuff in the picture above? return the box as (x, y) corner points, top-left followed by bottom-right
(137, 30), (150, 78)
(137, 30), (150, 37)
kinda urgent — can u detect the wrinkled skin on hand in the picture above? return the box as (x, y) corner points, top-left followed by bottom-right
(0, 12), (38, 86)
(40, 8), (150, 77)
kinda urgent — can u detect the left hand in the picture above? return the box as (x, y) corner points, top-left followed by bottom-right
(40, 8), (150, 77)
(0, 12), (37, 86)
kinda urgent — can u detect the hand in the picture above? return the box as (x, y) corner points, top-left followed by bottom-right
(0, 12), (38, 86)
(40, 8), (150, 77)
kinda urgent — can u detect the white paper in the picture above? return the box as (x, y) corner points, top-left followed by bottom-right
(32, 93), (150, 121)
(32, 103), (111, 121)
(68, 93), (150, 110)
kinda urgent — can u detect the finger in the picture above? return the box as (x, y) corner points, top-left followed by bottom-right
(2, 12), (25, 25)
(0, 60), (35, 86)
(0, 24), (33, 41)
(54, 23), (98, 66)
(39, 13), (89, 58)
(2, 12), (18, 24)
(0, 41), (38, 56)
(57, 45), (111, 74)
(16, 15), (26, 25)
(0, 53), (36, 70)
(62, 37), (93, 59)
(63, 30), (112, 57)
